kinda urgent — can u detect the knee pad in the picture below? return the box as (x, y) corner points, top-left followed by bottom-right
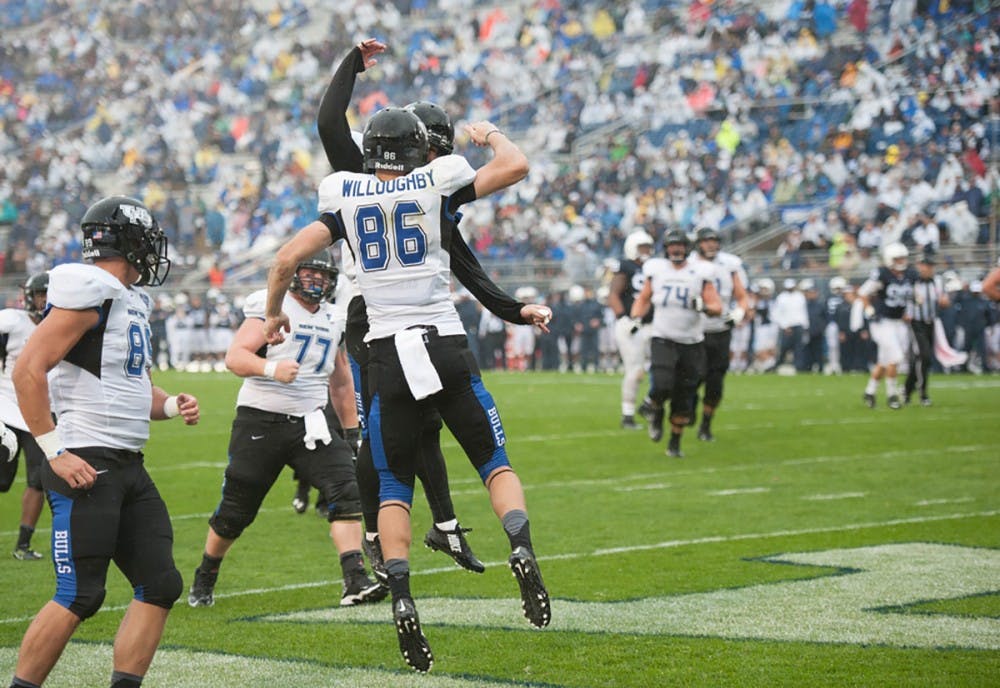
(66, 587), (107, 621)
(324, 477), (361, 521)
(209, 509), (254, 540)
(139, 566), (183, 609)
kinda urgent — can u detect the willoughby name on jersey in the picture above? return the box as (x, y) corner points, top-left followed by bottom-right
(642, 257), (715, 344)
(316, 154), (477, 342)
(238, 289), (344, 416)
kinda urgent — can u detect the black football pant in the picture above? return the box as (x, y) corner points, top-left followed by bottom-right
(649, 337), (706, 423)
(905, 321), (934, 400)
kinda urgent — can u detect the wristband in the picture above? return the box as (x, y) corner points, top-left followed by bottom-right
(35, 429), (66, 461)
(163, 395), (180, 418)
(264, 361), (278, 379)
(484, 129), (503, 144)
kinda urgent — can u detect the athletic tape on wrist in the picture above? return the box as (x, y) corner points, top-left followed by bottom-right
(35, 429), (66, 461)
(264, 361), (278, 379)
(163, 396), (180, 418)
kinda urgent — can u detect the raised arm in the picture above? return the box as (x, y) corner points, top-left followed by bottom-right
(317, 39), (385, 173)
(466, 121), (529, 199)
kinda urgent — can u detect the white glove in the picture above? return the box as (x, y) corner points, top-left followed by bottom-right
(864, 304), (875, 319)
(725, 306), (745, 325)
(691, 296), (705, 312)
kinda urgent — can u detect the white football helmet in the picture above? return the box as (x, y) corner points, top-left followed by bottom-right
(623, 230), (655, 262)
(757, 277), (775, 295)
(829, 276), (848, 293)
(514, 286), (539, 302)
(567, 284), (585, 303)
(883, 242), (909, 270)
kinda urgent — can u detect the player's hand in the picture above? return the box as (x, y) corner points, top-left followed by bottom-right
(521, 304), (552, 333)
(629, 317), (642, 335)
(49, 451), (98, 491)
(691, 296), (705, 312)
(466, 121), (503, 146)
(263, 313), (290, 344)
(175, 393), (200, 426)
(358, 38), (386, 69)
(863, 305), (875, 319)
(273, 360), (300, 384)
(725, 306), (746, 325)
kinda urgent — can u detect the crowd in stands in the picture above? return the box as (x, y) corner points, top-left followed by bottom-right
(1, 0), (997, 288)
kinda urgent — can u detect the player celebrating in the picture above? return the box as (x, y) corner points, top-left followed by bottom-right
(0, 273), (48, 560)
(633, 230), (722, 457)
(856, 242), (916, 409)
(608, 229), (655, 429)
(8, 195), (199, 688)
(263, 108), (552, 672)
(188, 250), (383, 609)
(687, 227), (748, 441)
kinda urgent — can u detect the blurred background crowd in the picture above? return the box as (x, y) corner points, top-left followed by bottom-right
(1, 0), (998, 372)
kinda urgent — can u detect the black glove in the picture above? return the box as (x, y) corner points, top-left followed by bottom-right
(343, 427), (361, 457)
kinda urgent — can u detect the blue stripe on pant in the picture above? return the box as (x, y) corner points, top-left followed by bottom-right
(368, 393), (414, 504)
(48, 491), (77, 609)
(469, 375), (511, 482)
(348, 352), (367, 437)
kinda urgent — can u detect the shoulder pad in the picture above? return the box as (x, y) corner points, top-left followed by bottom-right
(48, 263), (124, 310)
(425, 154), (476, 191)
(241, 289), (268, 319)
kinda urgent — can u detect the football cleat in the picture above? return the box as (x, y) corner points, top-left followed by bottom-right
(508, 546), (551, 629)
(620, 415), (642, 430)
(363, 535), (389, 585)
(12, 546), (43, 561)
(341, 570), (387, 606)
(424, 524), (485, 573)
(639, 399), (664, 442)
(863, 393), (876, 409)
(394, 597), (433, 673)
(666, 447), (685, 458)
(920, 397), (932, 407)
(292, 482), (309, 514)
(188, 566), (218, 608)
(887, 395), (902, 410)
(697, 428), (714, 442)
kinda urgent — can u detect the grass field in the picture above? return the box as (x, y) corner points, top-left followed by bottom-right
(1, 370), (998, 687)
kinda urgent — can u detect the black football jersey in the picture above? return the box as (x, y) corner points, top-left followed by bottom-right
(871, 266), (917, 320)
(618, 259), (652, 322)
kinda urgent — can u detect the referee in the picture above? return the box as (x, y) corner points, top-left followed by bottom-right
(905, 251), (949, 406)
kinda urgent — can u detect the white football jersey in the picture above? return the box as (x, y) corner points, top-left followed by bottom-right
(0, 308), (38, 430)
(317, 154), (477, 341)
(642, 257), (714, 344)
(690, 250), (744, 334)
(237, 290), (344, 416)
(47, 263), (154, 451)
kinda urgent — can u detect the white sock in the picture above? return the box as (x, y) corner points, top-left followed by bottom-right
(435, 518), (458, 531)
(886, 378), (898, 396)
(865, 378), (878, 395)
(622, 404), (636, 416)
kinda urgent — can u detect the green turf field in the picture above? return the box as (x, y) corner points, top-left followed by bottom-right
(1, 370), (998, 687)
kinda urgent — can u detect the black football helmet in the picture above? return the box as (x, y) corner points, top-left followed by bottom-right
(80, 196), (171, 286)
(290, 250), (338, 304)
(363, 107), (429, 174)
(663, 229), (690, 264)
(404, 101), (454, 155)
(22, 272), (48, 318)
(695, 227), (721, 259)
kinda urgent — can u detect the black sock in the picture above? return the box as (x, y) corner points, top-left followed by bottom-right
(700, 412), (713, 431)
(200, 552), (223, 574)
(110, 670), (143, 687)
(502, 509), (532, 552)
(669, 431), (681, 448)
(339, 549), (364, 578)
(11, 677), (41, 688)
(385, 558), (411, 601)
(16, 525), (33, 550)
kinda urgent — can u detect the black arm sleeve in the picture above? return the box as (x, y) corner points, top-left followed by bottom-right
(448, 226), (527, 324)
(318, 213), (347, 245)
(317, 46), (365, 173)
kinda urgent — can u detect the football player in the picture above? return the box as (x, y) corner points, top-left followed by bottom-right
(264, 108), (553, 672)
(608, 229), (654, 429)
(982, 258), (1000, 302)
(0, 273), (48, 560)
(9, 196), (199, 688)
(314, 39), (545, 583)
(632, 230), (722, 457)
(824, 276), (848, 375)
(751, 278), (779, 372)
(855, 242), (917, 409)
(188, 250), (384, 609)
(687, 227), (748, 441)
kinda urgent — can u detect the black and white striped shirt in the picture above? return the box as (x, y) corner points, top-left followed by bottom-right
(908, 276), (941, 324)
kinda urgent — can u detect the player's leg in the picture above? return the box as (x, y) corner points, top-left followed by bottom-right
(640, 337), (677, 443)
(297, 435), (384, 606)
(614, 317), (644, 429)
(190, 410), (289, 607)
(699, 331), (731, 442)
(431, 334), (550, 630)
(112, 463), (182, 684)
(12, 450), (122, 685)
(11, 430), (44, 560)
(668, 343), (706, 458)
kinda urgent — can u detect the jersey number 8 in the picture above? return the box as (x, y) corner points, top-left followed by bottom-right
(355, 201), (428, 272)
